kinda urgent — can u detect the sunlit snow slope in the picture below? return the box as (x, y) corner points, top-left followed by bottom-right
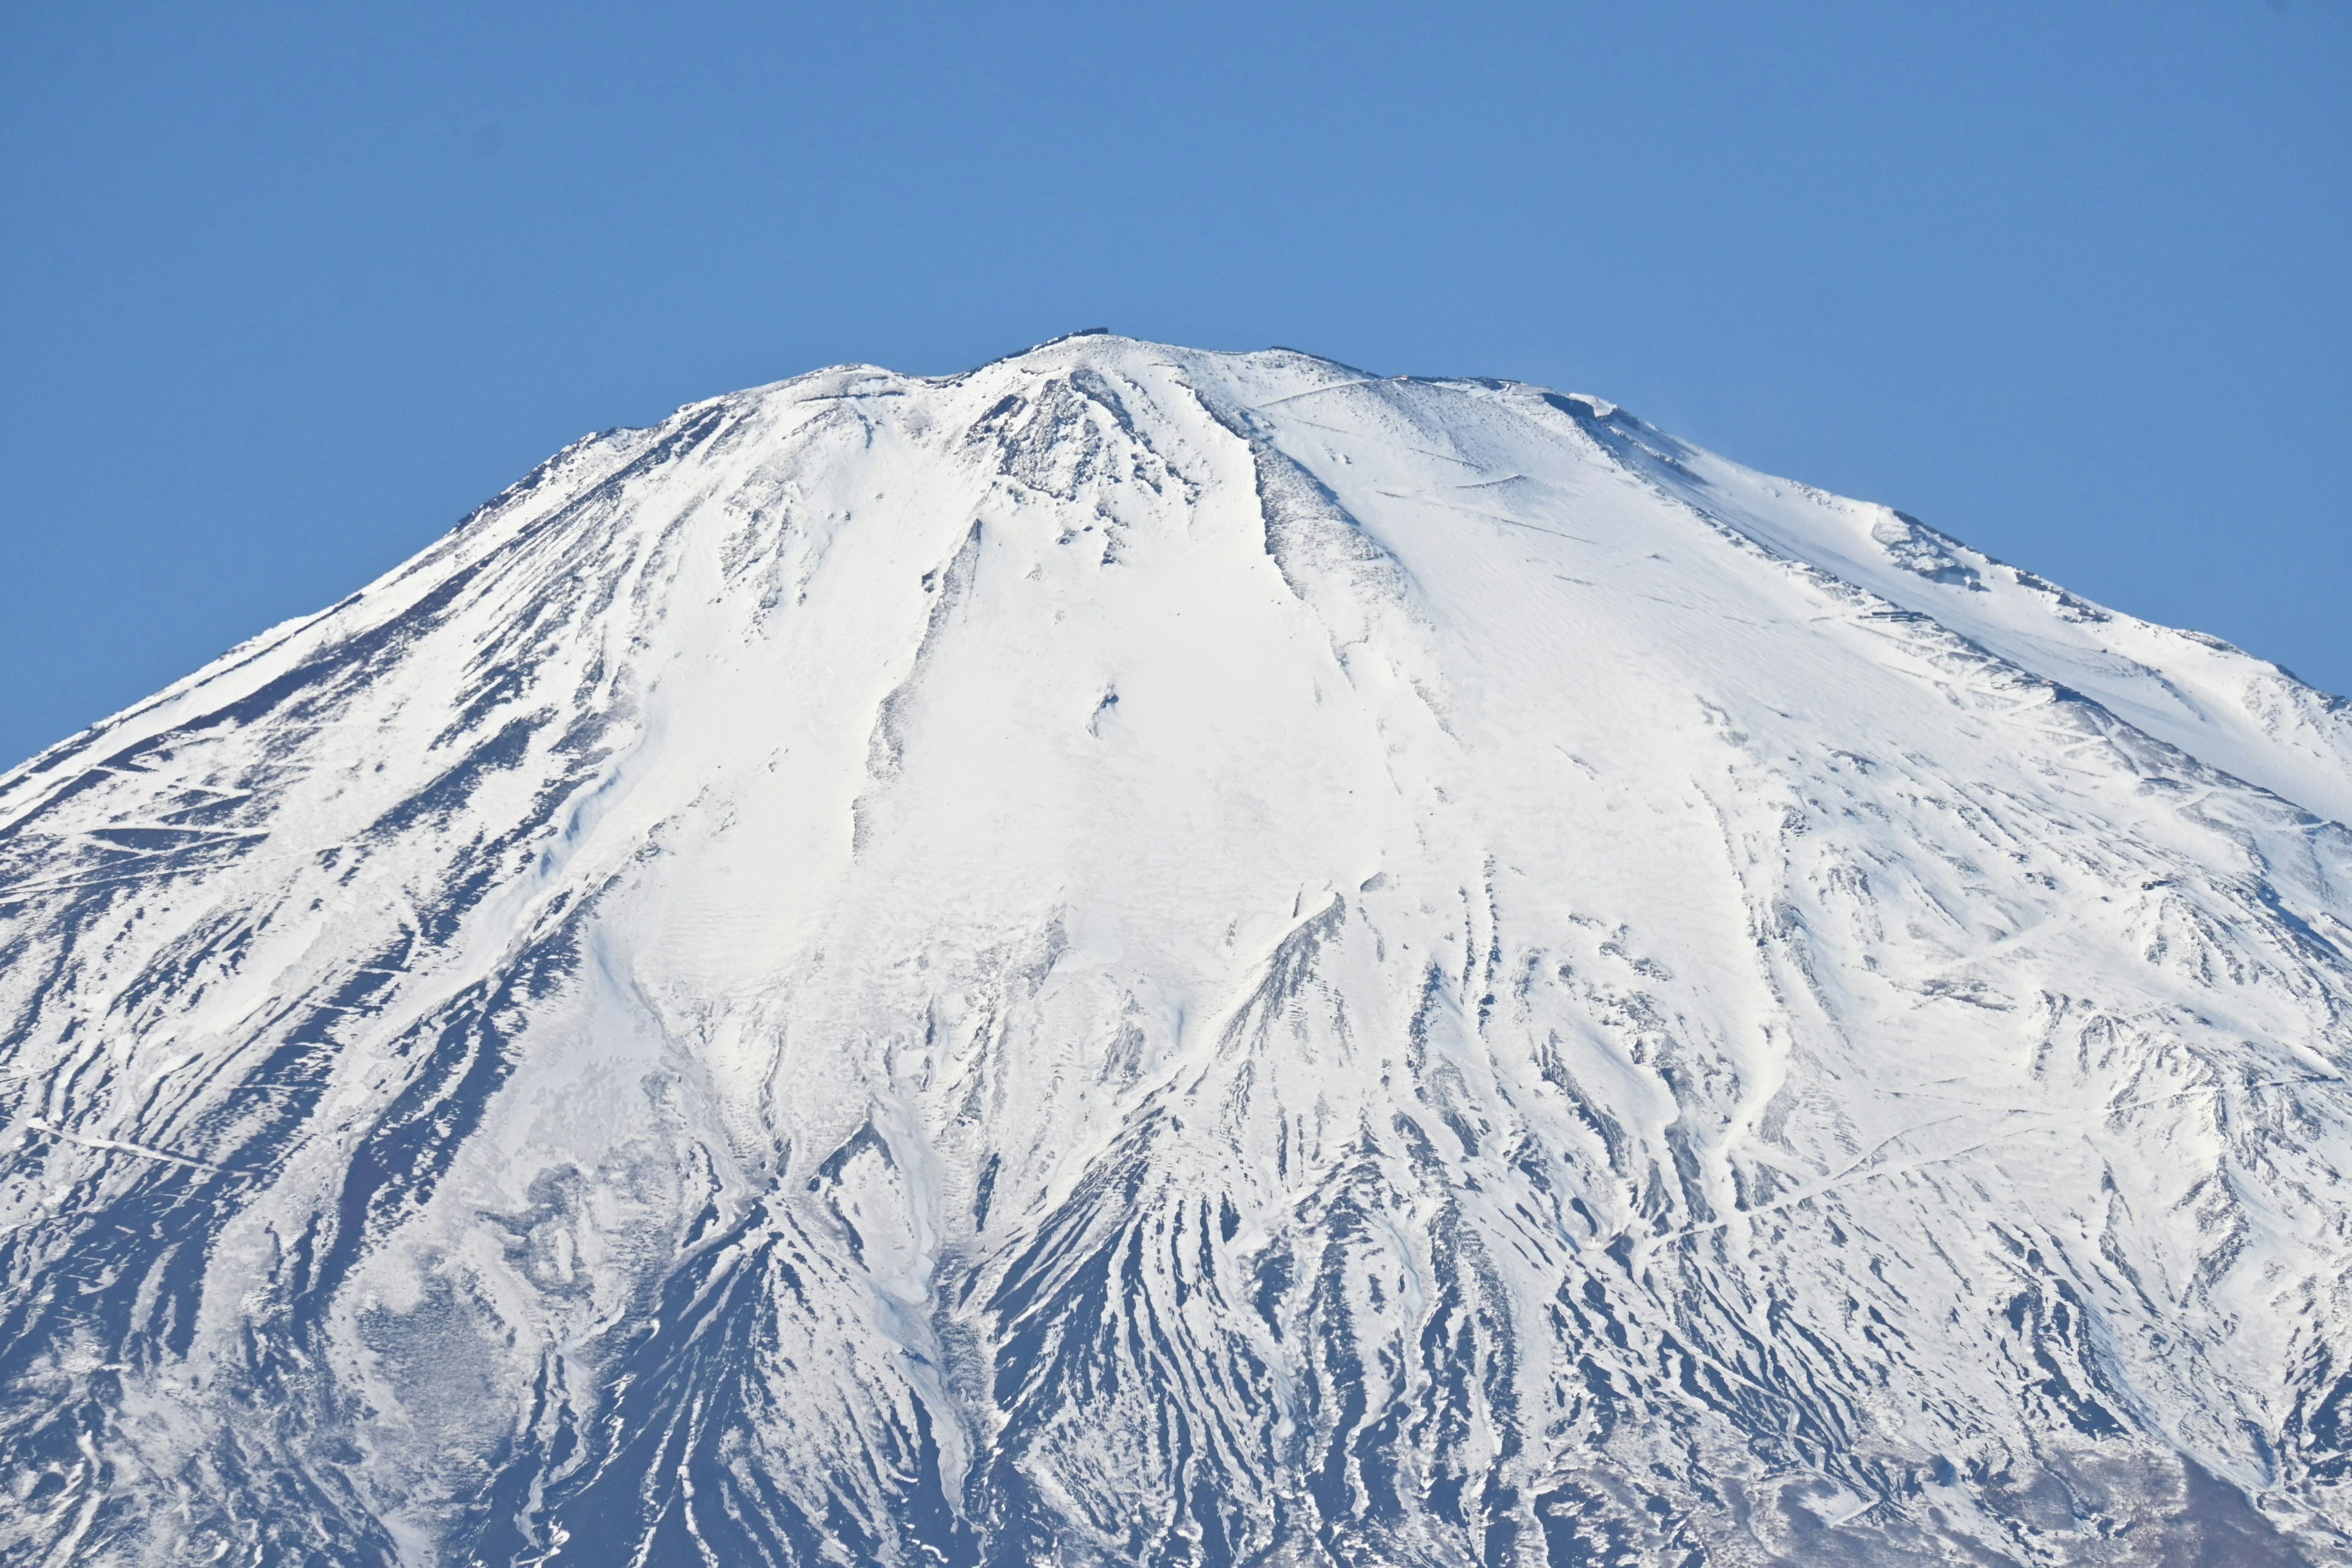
(4, 334), (2351, 1567)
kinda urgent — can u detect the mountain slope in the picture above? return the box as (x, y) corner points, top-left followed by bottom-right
(2, 334), (2349, 1566)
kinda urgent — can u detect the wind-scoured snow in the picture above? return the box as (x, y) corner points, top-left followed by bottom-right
(2, 334), (2348, 1566)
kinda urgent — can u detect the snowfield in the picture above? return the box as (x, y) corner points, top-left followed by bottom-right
(2, 333), (2350, 1565)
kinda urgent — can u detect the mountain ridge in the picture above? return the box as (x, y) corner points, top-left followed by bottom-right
(2, 334), (2348, 1566)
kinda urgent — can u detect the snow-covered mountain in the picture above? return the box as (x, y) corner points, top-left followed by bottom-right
(4, 333), (2350, 1566)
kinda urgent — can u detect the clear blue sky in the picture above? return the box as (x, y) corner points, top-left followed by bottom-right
(3, 2), (2346, 771)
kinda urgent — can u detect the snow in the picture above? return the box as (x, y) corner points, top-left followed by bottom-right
(1, 334), (2348, 1564)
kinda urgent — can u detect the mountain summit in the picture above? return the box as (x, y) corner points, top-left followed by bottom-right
(4, 337), (2349, 1565)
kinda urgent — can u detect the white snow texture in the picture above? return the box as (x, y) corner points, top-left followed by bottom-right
(3, 335), (2350, 1566)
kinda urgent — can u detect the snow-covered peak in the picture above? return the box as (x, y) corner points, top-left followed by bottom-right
(2, 337), (2348, 1564)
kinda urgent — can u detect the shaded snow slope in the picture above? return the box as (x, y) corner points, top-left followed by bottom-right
(2, 335), (2350, 1566)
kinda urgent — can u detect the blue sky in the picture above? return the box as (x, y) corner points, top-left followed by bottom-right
(2, 2), (2346, 771)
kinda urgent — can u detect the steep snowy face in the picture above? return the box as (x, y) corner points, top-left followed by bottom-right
(3, 336), (2350, 1567)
